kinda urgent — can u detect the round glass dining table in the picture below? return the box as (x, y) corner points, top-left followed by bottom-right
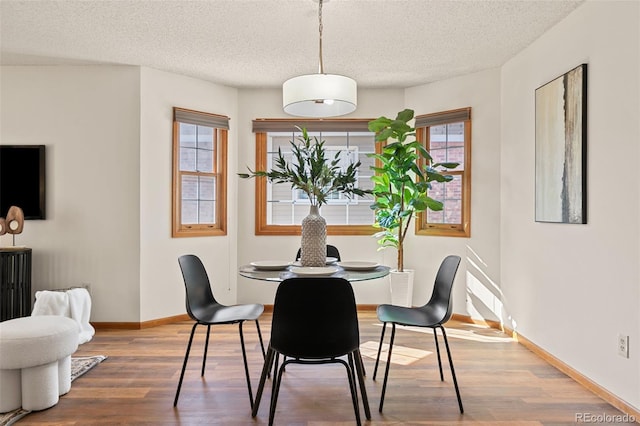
(238, 263), (390, 282)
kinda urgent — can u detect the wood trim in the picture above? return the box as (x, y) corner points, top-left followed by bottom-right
(507, 327), (640, 420)
(262, 304), (376, 313)
(217, 128), (228, 235)
(172, 116), (228, 238)
(92, 322), (141, 330)
(356, 304), (378, 311)
(415, 110), (472, 238)
(254, 132), (268, 235)
(415, 107), (471, 128)
(450, 313), (503, 330)
(174, 107), (229, 129)
(171, 120), (180, 237)
(92, 314), (191, 330)
(139, 314), (191, 329)
(255, 224), (377, 236)
(253, 131), (377, 236)
(252, 118), (374, 132)
(451, 314), (640, 420)
(95, 306), (379, 329)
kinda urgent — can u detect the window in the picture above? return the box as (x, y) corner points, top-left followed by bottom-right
(251, 119), (377, 236)
(172, 107), (228, 237)
(415, 108), (471, 237)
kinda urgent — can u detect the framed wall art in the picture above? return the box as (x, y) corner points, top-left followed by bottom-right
(535, 63), (587, 224)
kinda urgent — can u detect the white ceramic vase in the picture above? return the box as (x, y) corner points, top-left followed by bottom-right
(389, 269), (414, 307)
(300, 205), (327, 267)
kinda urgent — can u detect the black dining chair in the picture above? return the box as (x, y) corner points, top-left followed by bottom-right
(295, 244), (341, 261)
(173, 254), (266, 408)
(252, 277), (369, 426)
(373, 255), (463, 414)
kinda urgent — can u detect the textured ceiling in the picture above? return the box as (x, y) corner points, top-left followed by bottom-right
(1, 0), (583, 89)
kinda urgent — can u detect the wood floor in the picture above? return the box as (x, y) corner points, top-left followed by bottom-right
(19, 311), (631, 425)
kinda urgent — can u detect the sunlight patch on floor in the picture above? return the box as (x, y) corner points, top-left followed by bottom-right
(359, 340), (431, 365)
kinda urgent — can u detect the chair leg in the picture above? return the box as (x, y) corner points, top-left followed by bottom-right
(201, 324), (211, 377)
(358, 349), (367, 377)
(238, 321), (254, 408)
(440, 326), (464, 414)
(271, 353), (280, 397)
(255, 319), (266, 359)
(373, 322), (387, 380)
(379, 323), (396, 413)
(174, 322), (198, 407)
(266, 356), (363, 426)
(252, 346), (275, 418)
(433, 326), (444, 381)
(343, 356), (362, 426)
(347, 354), (359, 412)
(269, 357), (287, 426)
(353, 349), (371, 420)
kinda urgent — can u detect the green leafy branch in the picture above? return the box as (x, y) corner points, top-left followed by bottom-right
(239, 127), (370, 207)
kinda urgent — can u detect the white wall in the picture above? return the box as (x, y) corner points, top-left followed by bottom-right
(405, 68), (502, 314)
(0, 65), (240, 323)
(0, 66), (142, 322)
(235, 88), (405, 305)
(139, 68), (239, 322)
(501, 0), (640, 409)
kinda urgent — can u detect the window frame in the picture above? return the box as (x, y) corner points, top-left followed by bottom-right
(415, 107), (471, 238)
(172, 107), (228, 238)
(251, 119), (379, 236)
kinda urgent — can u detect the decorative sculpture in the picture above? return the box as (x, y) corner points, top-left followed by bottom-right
(0, 206), (25, 245)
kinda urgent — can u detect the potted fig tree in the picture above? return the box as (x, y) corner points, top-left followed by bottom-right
(368, 109), (458, 306)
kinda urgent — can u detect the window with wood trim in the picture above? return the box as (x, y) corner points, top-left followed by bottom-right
(172, 107), (228, 237)
(415, 108), (471, 237)
(250, 119), (377, 236)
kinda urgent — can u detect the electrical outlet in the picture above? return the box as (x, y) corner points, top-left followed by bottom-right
(618, 334), (629, 358)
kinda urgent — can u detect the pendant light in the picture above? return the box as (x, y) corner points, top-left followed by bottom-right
(282, 0), (357, 117)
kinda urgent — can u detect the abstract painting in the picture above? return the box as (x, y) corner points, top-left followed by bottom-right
(535, 64), (587, 224)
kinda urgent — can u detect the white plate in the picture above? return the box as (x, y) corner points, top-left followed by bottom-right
(290, 266), (339, 276)
(337, 261), (380, 271)
(293, 257), (339, 266)
(250, 260), (292, 271)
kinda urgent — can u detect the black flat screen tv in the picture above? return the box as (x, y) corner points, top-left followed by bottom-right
(0, 145), (46, 220)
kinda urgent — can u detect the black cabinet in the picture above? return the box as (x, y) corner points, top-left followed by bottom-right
(0, 248), (32, 321)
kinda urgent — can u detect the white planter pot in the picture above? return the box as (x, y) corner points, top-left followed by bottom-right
(389, 269), (414, 307)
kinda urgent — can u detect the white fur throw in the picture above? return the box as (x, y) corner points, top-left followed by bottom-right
(32, 288), (95, 344)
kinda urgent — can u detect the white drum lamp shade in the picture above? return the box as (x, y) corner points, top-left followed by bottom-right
(282, 0), (357, 118)
(283, 73), (357, 117)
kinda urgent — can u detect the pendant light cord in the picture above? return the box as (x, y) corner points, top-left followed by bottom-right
(318, 0), (324, 74)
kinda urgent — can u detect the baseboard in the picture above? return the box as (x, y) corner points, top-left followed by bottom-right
(451, 313), (504, 330)
(260, 304), (377, 313)
(92, 314), (190, 330)
(454, 314), (640, 421)
(357, 304), (378, 311)
(91, 305), (375, 329)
